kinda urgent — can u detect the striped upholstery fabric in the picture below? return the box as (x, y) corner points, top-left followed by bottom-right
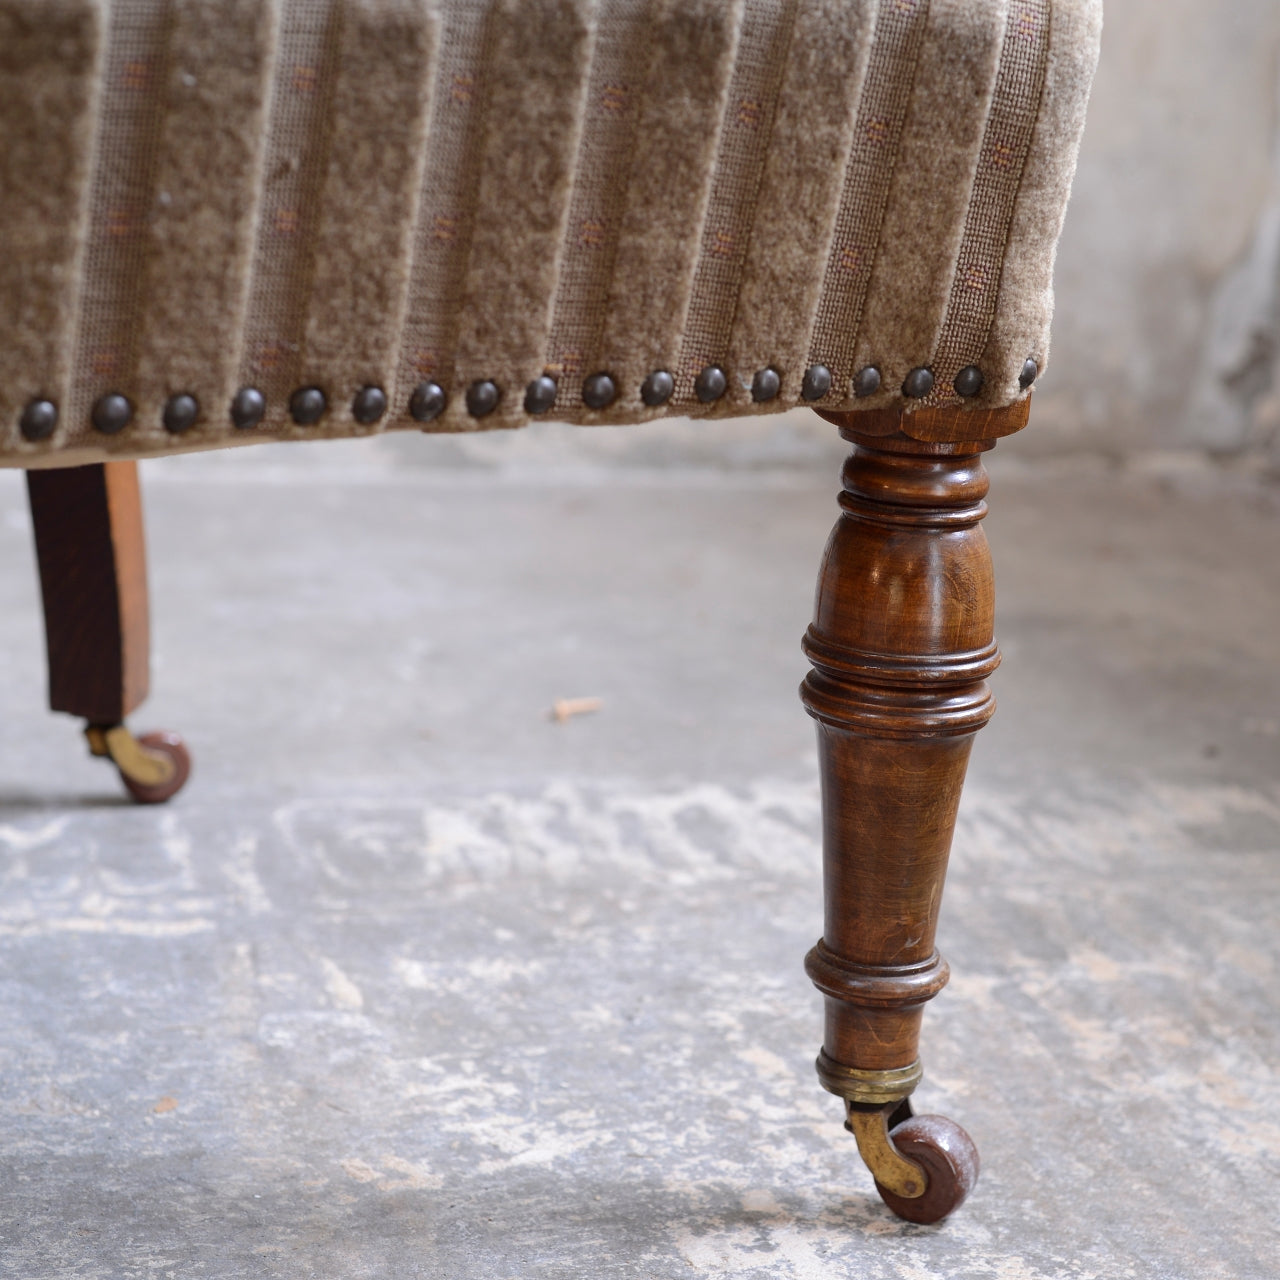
(0, 0), (1101, 466)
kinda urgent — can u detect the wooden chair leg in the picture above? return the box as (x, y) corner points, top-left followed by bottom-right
(26, 462), (190, 803)
(802, 425), (997, 1223)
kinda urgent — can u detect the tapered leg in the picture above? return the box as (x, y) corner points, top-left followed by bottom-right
(802, 425), (998, 1223)
(27, 461), (150, 724)
(26, 462), (190, 803)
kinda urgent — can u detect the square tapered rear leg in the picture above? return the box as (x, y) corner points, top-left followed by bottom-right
(26, 461), (190, 803)
(801, 402), (1028, 1223)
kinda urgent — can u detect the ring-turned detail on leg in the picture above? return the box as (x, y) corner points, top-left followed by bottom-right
(801, 412), (1008, 1223)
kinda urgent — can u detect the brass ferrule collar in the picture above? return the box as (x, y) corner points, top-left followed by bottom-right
(815, 1049), (923, 1105)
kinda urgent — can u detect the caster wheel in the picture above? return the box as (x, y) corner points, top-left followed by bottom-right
(86, 724), (192, 804)
(116, 731), (191, 805)
(874, 1114), (979, 1225)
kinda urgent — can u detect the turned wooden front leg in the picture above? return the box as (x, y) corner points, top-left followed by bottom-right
(803, 429), (998, 1105)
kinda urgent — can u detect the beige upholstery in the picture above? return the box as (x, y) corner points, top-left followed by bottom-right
(0, 0), (1101, 467)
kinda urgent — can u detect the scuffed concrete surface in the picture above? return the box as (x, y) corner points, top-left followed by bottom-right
(0, 429), (1278, 1277)
(1, 777), (1278, 1279)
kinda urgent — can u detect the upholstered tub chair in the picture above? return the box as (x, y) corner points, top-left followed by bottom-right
(1, 0), (1101, 1223)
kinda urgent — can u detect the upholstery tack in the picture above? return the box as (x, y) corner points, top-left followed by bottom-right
(752, 368), (781, 403)
(953, 365), (984, 398)
(801, 364), (832, 401)
(582, 373), (617, 410)
(695, 365), (726, 404)
(409, 381), (447, 423)
(19, 399), (59, 442)
(525, 375), (558, 415)
(289, 386), (327, 426)
(91, 394), (132, 435)
(230, 387), (266, 430)
(641, 370), (674, 408)
(352, 385), (388, 425)
(162, 393), (199, 434)
(853, 366), (881, 398)
(903, 367), (934, 399)
(466, 379), (500, 418)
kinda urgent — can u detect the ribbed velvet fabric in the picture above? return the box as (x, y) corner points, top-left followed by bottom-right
(0, 0), (1102, 465)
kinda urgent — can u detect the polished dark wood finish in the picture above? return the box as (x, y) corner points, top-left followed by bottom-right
(802, 409), (1006, 1211)
(26, 462), (150, 725)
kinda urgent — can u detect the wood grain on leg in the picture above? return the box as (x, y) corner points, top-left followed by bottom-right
(801, 405), (1017, 1221)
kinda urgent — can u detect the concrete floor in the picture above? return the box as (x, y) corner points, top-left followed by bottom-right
(0, 421), (1277, 1278)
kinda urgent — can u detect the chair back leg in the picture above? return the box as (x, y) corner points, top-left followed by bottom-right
(26, 460), (151, 726)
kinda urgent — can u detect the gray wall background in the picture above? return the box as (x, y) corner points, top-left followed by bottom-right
(1041, 0), (1280, 458)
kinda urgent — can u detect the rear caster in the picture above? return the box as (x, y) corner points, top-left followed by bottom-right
(845, 1100), (979, 1224)
(85, 724), (191, 804)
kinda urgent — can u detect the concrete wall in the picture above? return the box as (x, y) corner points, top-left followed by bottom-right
(1037, 0), (1280, 457)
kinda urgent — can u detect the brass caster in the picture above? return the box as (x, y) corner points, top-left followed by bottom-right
(86, 724), (192, 805)
(845, 1099), (979, 1225)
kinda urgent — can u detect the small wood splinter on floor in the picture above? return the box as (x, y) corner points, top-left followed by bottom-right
(153, 1096), (178, 1114)
(551, 696), (603, 723)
